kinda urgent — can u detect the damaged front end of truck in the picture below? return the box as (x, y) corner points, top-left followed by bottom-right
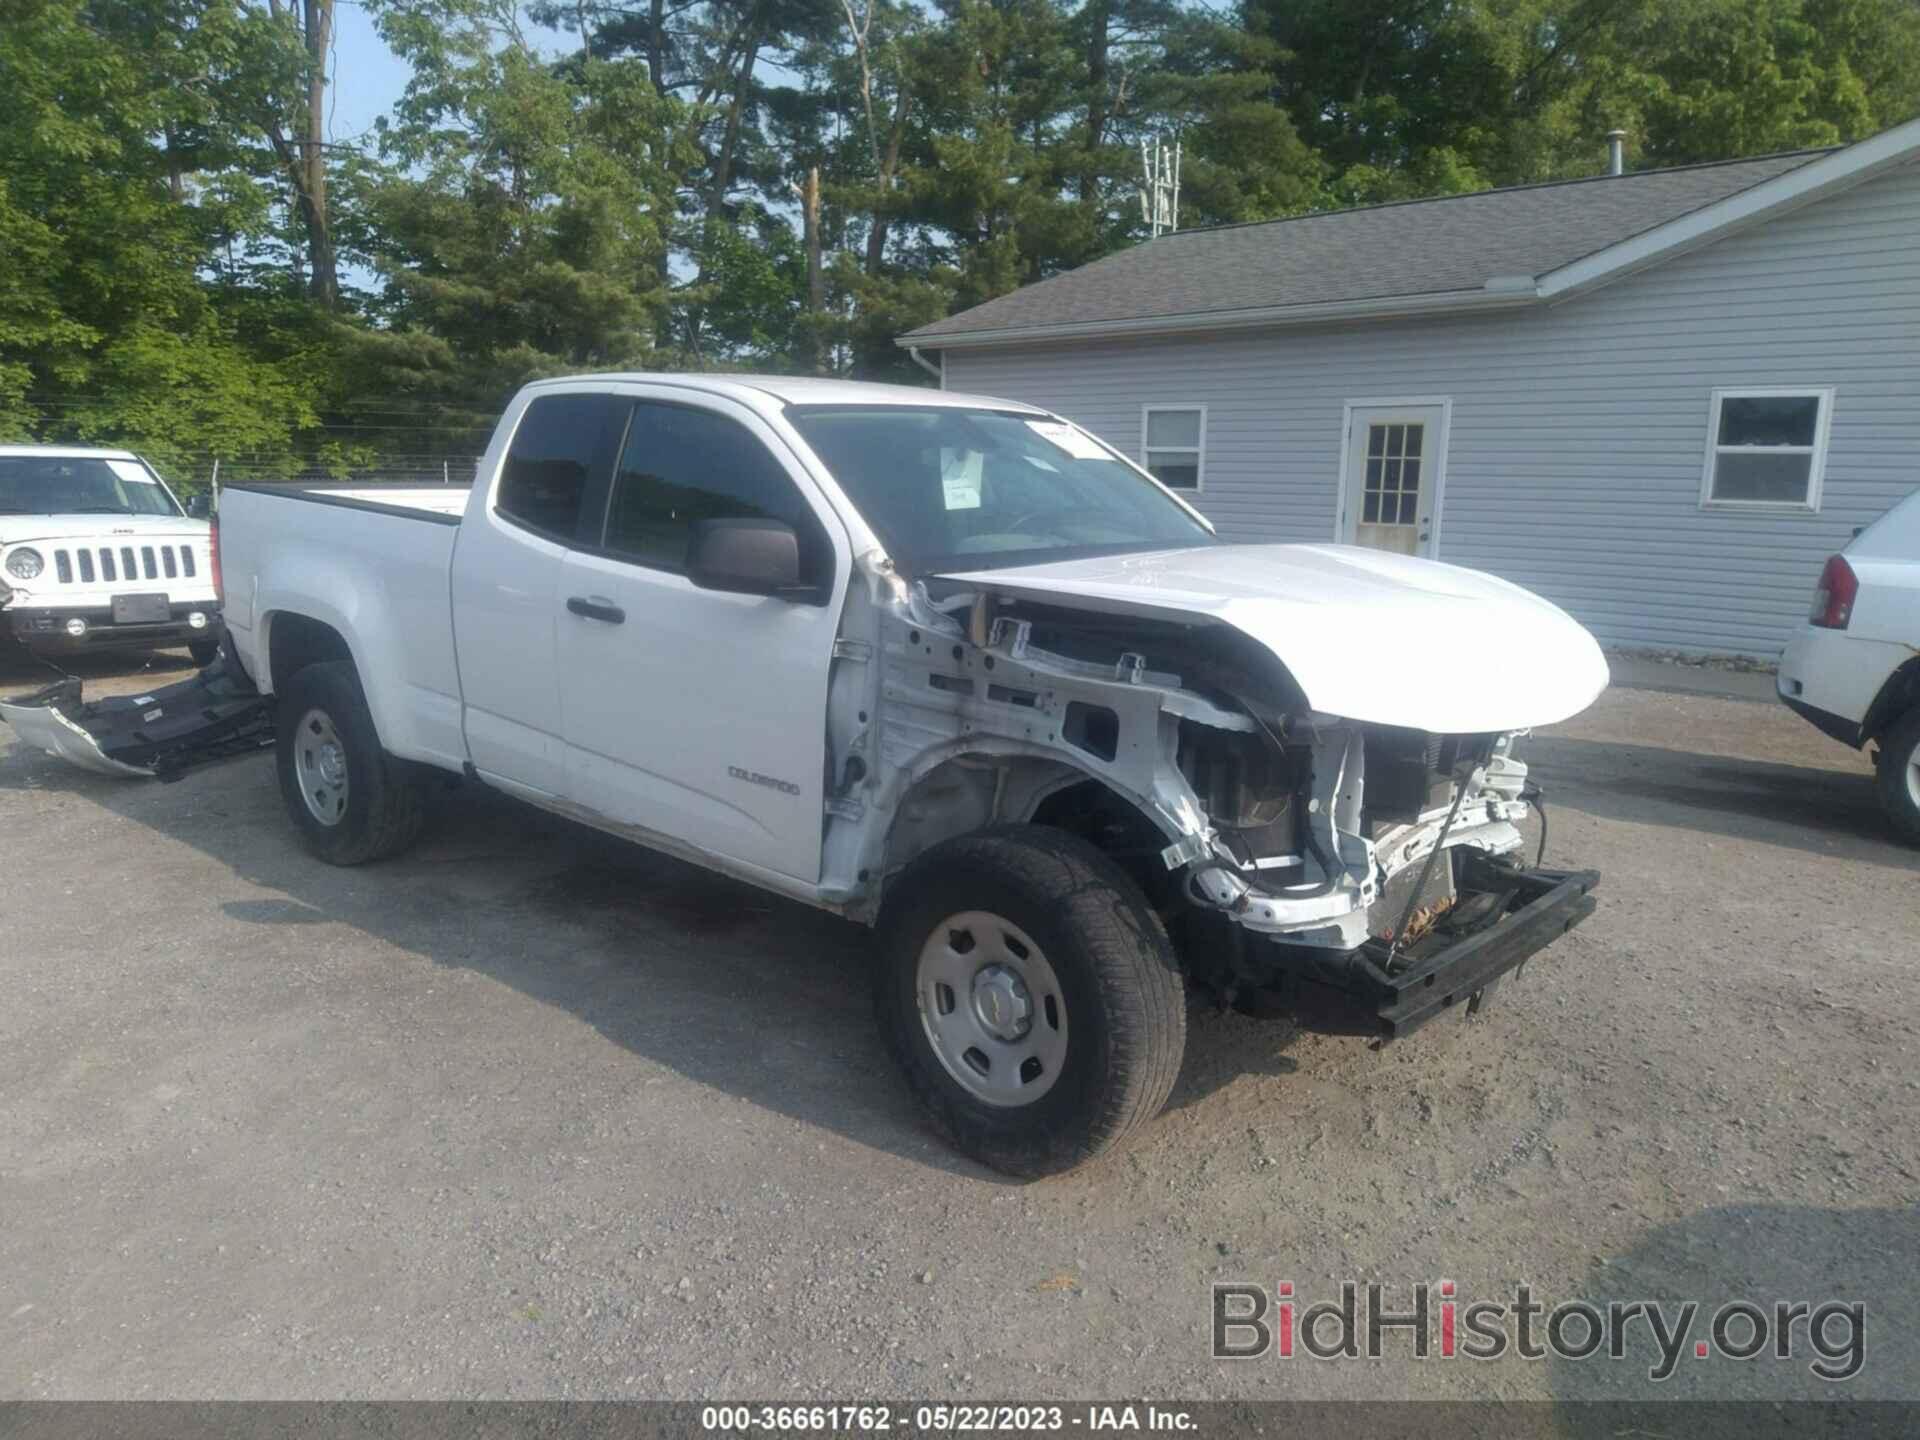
(828, 554), (1602, 1040)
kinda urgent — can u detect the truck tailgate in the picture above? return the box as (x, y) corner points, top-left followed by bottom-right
(0, 653), (273, 780)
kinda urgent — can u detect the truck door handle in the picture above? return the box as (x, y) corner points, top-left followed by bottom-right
(566, 595), (625, 624)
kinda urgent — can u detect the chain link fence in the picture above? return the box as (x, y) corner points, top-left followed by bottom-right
(151, 453), (484, 491)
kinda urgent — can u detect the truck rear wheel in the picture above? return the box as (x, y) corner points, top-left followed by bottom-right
(275, 661), (427, 865)
(874, 828), (1186, 1177)
(1876, 706), (1920, 846)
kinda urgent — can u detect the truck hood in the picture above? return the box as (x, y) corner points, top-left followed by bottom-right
(0, 514), (206, 546)
(939, 544), (1609, 733)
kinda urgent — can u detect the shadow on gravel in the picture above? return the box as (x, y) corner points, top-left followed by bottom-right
(0, 643), (199, 691)
(1530, 735), (1918, 870)
(227, 778), (1318, 1169)
(5, 737), (1273, 1179)
(0, 699), (1332, 1178)
(1548, 1203), (1919, 1425)
(13, 692), (1908, 1178)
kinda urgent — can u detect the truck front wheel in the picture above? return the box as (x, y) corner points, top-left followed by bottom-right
(275, 660), (427, 865)
(874, 828), (1186, 1177)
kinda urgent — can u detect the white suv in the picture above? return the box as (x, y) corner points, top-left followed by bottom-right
(0, 446), (222, 664)
(1777, 487), (1920, 843)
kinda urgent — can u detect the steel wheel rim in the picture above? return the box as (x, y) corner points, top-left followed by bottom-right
(1908, 744), (1920, 812)
(915, 910), (1069, 1108)
(295, 707), (350, 827)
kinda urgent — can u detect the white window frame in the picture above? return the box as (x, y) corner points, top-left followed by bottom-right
(1700, 386), (1834, 513)
(1140, 404), (1207, 493)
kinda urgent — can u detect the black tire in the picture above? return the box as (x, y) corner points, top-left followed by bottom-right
(1876, 705), (1920, 846)
(874, 826), (1186, 1177)
(274, 660), (427, 865)
(187, 637), (221, 667)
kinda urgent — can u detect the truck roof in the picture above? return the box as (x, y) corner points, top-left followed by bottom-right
(0, 445), (144, 461)
(521, 372), (1047, 415)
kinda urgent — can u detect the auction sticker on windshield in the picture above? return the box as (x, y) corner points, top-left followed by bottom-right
(1025, 419), (1110, 461)
(106, 459), (158, 485)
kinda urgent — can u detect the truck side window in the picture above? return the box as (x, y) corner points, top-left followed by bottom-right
(496, 393), (628, 541)
(602, 401), (829, 582)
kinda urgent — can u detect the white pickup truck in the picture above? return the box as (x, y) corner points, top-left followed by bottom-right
(1, 446), (222, 663)
(2, 375), (1608, 1175)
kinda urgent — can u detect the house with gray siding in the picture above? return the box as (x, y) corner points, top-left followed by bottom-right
(898, 118), (1920, 658)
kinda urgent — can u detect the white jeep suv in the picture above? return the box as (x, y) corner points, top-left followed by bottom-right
(1777, 487), (1920, 843)
(0, 446), (222, 665)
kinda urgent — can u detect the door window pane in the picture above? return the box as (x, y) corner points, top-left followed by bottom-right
(603, 402), (827, 581)
(497, 393), (628, 539)
(1361, 423), (1423, 528)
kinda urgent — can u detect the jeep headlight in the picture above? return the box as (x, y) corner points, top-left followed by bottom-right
(4, 547), (43, 581)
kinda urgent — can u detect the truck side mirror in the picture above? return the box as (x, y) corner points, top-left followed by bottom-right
(185, 494), (212, 519)
(687, 517), (812, 601)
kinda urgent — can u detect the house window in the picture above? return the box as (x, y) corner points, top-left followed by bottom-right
(1702, 388), (1833, 511)
(1142, 406), (1205, 491)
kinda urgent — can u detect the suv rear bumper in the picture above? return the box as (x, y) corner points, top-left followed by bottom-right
(8, 601), (222, 654)
(1781, 692), (1862, 748)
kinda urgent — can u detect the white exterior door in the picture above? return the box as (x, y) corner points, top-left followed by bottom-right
(1341, 402), (1447, 558)
(555, 390), (848, 884)
(454, 388), (632, 799)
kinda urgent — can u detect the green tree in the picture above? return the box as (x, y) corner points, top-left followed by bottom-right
(356, 1), (681, 412)
(0, 0), (327, 474)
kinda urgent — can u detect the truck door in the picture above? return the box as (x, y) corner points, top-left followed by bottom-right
(452, 390), (630, 798)
(555, 392), (846, 883)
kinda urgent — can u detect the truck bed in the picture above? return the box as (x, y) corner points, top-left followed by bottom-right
(224, 481), (471, 522)
(218, 481), (470, 771)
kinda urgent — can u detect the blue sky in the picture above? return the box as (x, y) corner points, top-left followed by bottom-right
(328, 1), (415, 147)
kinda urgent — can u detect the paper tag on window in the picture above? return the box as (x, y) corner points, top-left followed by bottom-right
(941, 449), (982, 510)
(107, 459), (157, 485)
(1025, 420), (1109, 461)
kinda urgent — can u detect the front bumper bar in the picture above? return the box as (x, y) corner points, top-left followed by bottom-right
(8, 602), (222, 654)
(1356, 860), (1600, 1038)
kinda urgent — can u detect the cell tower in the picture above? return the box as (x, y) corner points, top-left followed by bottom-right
(1139, 136), (1181, 237)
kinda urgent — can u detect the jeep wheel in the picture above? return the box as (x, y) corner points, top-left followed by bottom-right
(1877, 706), (1920, 846)
(874, 828), (1185, 1177)
(275, 660), (427, 865)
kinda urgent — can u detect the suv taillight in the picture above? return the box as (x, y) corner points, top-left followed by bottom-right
(209, 515), (223, 603)
(1809, 554), (1857, 629)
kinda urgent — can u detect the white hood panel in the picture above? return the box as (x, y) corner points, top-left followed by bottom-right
(941, 544), (1610, 733)
(0, 514), (207, 546)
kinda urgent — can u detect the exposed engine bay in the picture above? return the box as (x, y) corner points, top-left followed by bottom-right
(819, 557), (1575, 1028)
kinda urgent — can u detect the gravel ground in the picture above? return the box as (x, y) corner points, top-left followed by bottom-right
(2, 646), (1916, 1405)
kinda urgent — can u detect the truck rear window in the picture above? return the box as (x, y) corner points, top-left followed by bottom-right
(496, 394), (629, 540)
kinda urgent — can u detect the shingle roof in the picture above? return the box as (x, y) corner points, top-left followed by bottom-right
(905, 150), (1832, 342)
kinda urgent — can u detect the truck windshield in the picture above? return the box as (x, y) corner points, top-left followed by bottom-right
(0, 456), (181, 517)
(785, 406), (1214, 575)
